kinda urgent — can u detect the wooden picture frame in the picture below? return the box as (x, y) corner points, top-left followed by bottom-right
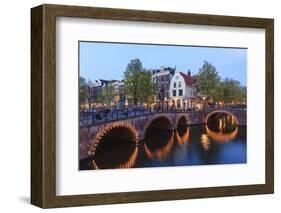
(31, 4), (274, 208)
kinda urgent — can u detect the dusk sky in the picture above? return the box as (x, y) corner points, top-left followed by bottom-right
(79, 41), (247, 86)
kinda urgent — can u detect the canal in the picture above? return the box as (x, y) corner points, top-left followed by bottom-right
(80, 113), (247, 170)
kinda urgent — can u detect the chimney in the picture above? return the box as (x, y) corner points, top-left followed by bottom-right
(188, 69), (191, 76)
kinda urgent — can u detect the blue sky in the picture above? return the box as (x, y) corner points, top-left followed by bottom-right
(79, 41), (247, 86)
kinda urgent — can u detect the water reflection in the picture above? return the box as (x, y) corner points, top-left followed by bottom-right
(201, 134), (211, 151)
(92, 146), (138, 170)
(80, 113), (246, 170)
(90, 138), (138, 170)
(206, 125), (238, 143)
(144, 130), (174, 161)
(176, 126), (190, 145)
(206, 114), (238, 143)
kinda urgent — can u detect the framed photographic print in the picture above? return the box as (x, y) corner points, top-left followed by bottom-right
(31, 4), (274, 208)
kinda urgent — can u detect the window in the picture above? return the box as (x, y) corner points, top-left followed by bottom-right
(179, 89), (183, 96)
(178, 81), (181, 88)
(174, 82), (176, 88)
(173, 90), (176, 96)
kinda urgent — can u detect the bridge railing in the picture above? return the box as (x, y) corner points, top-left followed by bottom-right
(79, 106), (246, 128)
(80, 107), (194, 128)
(80, 108), (155, 128)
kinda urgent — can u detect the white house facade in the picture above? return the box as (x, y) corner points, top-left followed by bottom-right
(169, 70), (197, 109)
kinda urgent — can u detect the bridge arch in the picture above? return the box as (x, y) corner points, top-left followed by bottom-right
(142, 115), (174, 140)
(88, 121), (139, 156)
(205, 110), (238, 125)
(176, 115), (189, 129)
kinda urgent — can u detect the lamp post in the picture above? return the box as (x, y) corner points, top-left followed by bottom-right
(159, 85), (165, 112)
(202, 96), (206, 123)
(164, 97), (167, 112)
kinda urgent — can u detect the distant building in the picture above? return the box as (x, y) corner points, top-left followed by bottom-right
(88, 79), (109, 107)
(118, 82), (125, 107)
(112, 80), (125, 108)
(88, 79), (126, 108)
(152, 67), (175, 104)
(169, 70), (197, 109)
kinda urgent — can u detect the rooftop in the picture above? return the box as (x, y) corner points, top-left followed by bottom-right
(179, 72), (196, 86)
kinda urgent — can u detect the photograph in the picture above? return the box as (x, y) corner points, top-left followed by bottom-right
(29, 3), (274, 208)
(79, 41), (247, 170)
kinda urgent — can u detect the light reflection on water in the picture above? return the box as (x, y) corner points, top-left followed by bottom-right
(79, 113), (246, 170)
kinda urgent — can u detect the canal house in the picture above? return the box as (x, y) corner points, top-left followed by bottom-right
(169, 70), (197, 109)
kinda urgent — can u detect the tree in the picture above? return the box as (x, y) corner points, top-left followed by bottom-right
(221, 78), (246, 103)
(138, 70), (156, 104)
(124, 59), (142, 105)
(197, 61), (221, 101)
(124, 59), (156, 105)
(79, 76), (88, 106)
(97, 82), (115, 106)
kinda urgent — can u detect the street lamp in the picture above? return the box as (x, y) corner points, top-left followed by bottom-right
(164, 97), (167, 111)
(202, 96), (206, 123)
(159, 85), (165, 112)
(202, 96), (206, 110)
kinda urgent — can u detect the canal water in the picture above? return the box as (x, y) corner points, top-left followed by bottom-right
(80, 113), (247, 170)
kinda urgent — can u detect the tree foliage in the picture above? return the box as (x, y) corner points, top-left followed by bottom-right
(197, 61), (221, 101)
(197, 61), (246, 103)
(138, 70), (156, 104)
(124, 59), (156, 105)
(79, 76), (88, 105)
(221, 78), (246, 103)
(97, 82), (115, 106)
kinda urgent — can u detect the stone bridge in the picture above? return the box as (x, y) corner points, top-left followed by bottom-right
(79, 108), (246, 159)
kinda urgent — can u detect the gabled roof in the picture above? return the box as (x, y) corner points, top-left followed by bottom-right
(179, 72), (195, 86)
